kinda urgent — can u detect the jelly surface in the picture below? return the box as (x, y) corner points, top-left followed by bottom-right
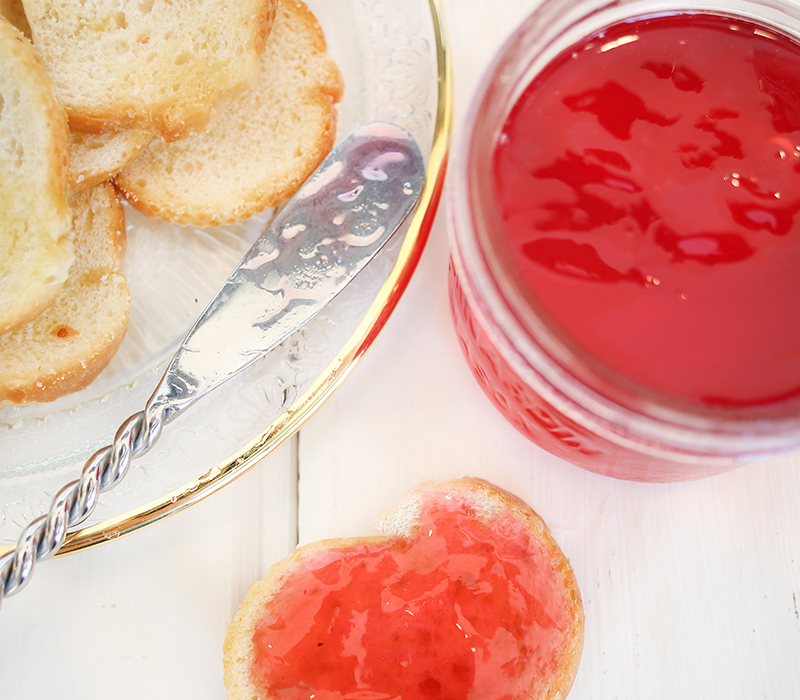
(492, 13), (800, 407)
(251, 493), (576, 699)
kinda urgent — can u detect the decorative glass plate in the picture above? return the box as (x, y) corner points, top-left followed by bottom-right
(0, 0), (451, 555)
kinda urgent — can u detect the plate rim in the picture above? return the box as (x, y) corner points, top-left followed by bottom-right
(30, 0), (454, 557)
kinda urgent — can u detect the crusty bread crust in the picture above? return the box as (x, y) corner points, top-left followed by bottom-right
(115, 0), (344, 226)
(0, 0), (30, 38)
(0, 181), (130, 404)
(223, 478), (584, 700)
(22, 0), (278, 140)
(0, 16), (73, 334)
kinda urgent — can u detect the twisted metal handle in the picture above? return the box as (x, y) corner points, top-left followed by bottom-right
(0, 403), (166, 610)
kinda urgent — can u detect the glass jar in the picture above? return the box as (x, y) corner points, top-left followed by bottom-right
(448, 0), (800, 481)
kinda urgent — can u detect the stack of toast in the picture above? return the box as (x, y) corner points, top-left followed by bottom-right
(0, 0), (343, 404)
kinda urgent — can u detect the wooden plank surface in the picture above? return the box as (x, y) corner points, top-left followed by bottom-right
(0, 441), (297, 699)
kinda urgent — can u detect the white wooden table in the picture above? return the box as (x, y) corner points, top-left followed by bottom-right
(2, 2), (799, 698)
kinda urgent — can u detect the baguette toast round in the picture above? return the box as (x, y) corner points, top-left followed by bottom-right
(115, 0), (343, 227)
(0, 181), (130, 404)
(0, 16), (73, 335)
(22, 0), (278, 140)
(68, 127), (152, 191)
(224, 478), (584, 700)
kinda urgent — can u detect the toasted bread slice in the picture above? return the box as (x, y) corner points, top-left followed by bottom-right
(0, 0), (154, 189)
(224, 478), (584, 700)
(22, 0), (278, 140)
(115, 0), (343, 227)
(0, 181), (130, 404)
(0, 16), (72, 334)
(69, 127), (152, 191)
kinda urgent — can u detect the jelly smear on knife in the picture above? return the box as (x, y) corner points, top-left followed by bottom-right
(251, 492), (578, 700)
(492, 13), (800, 408)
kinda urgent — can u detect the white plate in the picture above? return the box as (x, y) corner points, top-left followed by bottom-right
(0, 0), (450, 554)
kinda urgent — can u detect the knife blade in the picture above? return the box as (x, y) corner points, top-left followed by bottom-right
(150, 121), (424, 422)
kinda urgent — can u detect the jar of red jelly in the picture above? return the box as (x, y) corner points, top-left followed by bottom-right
(448, 0), (800, 481)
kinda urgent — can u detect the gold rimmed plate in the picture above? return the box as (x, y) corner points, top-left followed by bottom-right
(0, 0), (451, 555)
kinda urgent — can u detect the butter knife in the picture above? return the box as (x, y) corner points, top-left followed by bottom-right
(0, 121), (425, 608)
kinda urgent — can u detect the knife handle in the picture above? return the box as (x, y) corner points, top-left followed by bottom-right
(0, 403), (167, 609)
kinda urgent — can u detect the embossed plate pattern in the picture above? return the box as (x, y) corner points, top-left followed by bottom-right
(0, 0), (451, 554)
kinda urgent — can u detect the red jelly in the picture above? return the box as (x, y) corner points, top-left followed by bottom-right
(251, 493), (577, 699)
(448, 1), (800, 480)
(492, 13), (800, 408)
